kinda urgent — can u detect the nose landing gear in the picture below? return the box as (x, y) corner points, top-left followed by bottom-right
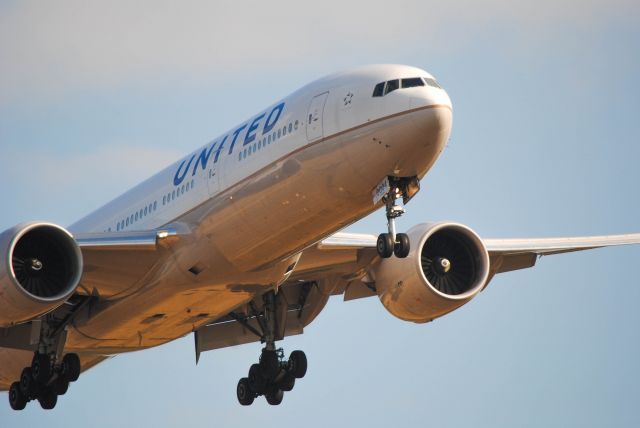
(375, 176), (419, 259)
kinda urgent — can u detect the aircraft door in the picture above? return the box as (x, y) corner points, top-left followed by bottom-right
(207, 163), (220, 196)
(306, 92), (329, 141)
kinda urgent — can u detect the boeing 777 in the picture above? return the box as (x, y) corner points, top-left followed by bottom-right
(1, 64), (638, 410)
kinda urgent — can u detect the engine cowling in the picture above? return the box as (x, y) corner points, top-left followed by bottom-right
(374, 222), (489, 323)
(0, 222), (83, 327)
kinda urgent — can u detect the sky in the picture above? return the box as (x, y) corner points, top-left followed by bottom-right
(1, 0), (639, 426)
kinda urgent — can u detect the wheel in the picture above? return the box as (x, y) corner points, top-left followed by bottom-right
(287, 350), (307, 379)
(9, 382), (27, 411)
(265, 388), (284, 405)
(52, 378), (69, 395)
(394, 233), (410, 258)
(31, 353), (51, 384)
(376, 233), (394, 258)
(236, 378), (254, 406)
(37, 388), (57, 410)
(259, 349), (280, 380)
(248, 363), (266, 394)
(20, 367), (37, 398)
(61, 353), (81, 382)
(278, 373), (295, 392)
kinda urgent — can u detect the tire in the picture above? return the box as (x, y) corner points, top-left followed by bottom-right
(265, 388), (284, 405)
(259, 349), (279, 380)
(279, 373), (295, 392)
(394, 233), (410, 258)
(237, 378), (254, 406)
(31, 353), (51, 384)
(9, 382), (27, 411)
(20, 367), (37, 398)
(38, 388), (58, 410)
(376, 233), (394, 258)
(52, 378), (69, 396)
(248, 363), (266, 394)
(287, 350), (307, 379)
(62, 353), (81, 382)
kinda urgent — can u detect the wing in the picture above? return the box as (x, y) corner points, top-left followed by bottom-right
(72, 227), (182, 297)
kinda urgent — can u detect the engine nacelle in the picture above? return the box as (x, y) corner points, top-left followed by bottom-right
(374, 222), (489, 323)
(0, 222), (83, 327)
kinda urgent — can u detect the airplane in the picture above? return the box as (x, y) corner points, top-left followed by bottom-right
(1, 64), (639, 410)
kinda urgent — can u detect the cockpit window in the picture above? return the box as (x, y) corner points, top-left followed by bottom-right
(384, 79), (399, 95)
(401, 78), (424, 88)
(372, 82), (385, 97)
(423, 77), (441, 89)
(372, 77), (432, 97)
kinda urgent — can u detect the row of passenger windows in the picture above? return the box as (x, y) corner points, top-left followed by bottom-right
(372, 77), (441, 97)
(163, 179), (195, 206)
(116, 200), (159, 231)
(114, 179), (196, 231)
(238, 120), (299, 161)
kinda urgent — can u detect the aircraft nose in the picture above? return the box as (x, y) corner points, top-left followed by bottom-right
(410, 83), (452, 111)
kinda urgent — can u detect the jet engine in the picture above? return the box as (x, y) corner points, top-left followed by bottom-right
(0, 222), (83, 327)
(374, 222), (489, 323)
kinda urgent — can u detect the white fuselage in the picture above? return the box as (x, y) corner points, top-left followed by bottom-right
(65, 64), (453, 353)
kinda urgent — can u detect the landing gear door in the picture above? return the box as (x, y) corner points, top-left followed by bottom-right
(306, 92), (329, 142)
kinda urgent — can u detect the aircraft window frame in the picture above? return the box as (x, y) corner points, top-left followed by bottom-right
(401, 77), (425, 88)
(282, 126), (287, 136)
(154, 201), (157, 210)
(384, 79), (399, 95)
(144, 207), (148, 216)
(294, 120), (299, 130)
(423, 77), (441, 88)
(372, 82), (385, 97)
(288, 123), (293, 133)
(172, 190), (176, 200)
(277, 129), (281, 139)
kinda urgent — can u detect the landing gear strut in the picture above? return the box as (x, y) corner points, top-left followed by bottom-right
(236, 291), (308, 406)
(376, 176), (418, 259)
(8, 314), (83, 411)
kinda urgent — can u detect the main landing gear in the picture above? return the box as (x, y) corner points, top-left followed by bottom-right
(7, 307), (89, 411)
(236, 291), (308, 406)
(9, 352), (81, 410)
(376, 177), (419, 259)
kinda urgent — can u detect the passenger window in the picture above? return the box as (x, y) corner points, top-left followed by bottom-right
(402, 78), (424, 88)
(282, 126), (287, 136)
(135, 212), (138, 221)
(181, 185), (185, 194)
(277, 129), (281, 139)
(172, 190), (176, 200)
(144, 207), (148, 216)
(163, 195), (166, 205)
(384, 80), (399, 95)
(294, 120), (299, 130)
(288, 123), (292, 133)
(372, 82), (385, 97)
(126, 218), (129, 226)
(153, 201), (157, 210)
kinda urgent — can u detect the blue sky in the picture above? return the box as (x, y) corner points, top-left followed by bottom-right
(1, 1), (639, 426)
